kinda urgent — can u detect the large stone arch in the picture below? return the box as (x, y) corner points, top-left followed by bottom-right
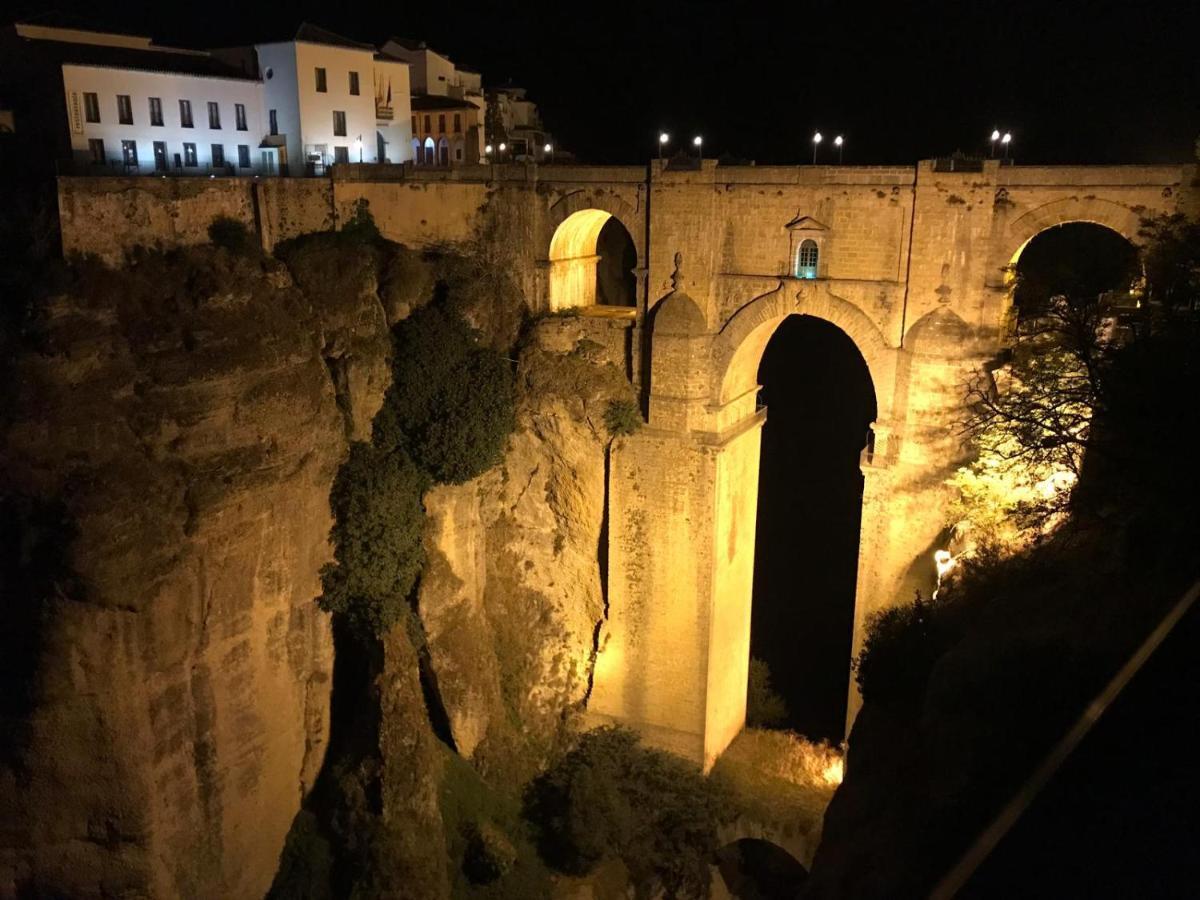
(712, 281), (897, 423)
(1002, 196), (1145, 267)
(543, 191), (644, 311)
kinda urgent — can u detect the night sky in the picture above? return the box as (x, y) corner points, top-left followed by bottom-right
(11, 0), (1198, 165)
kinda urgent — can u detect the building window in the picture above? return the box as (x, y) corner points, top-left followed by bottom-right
(117, 94), (133, 125)
(455, 147), (462, 161)
(333, 110), (347, 137)
(149, 97), (163, 126)
(212, 144), (225, 167)
(83, 92), (100, 123)
(423, 136), (435, 164)
(438, 114), (445, 133)
(315, 67), (327, 92)
(121, 139), (138, 168)
(208, 102), (221, 129)
(423, 115), (431, 133)
(269, 109), (278, 135)
(333, 145), (349, 164)
(238, 144), (251, 168)
(235, 103), (247, 131)
(796, 239), (819, 279)
(180, 99), (193, 128)
(183, 142), (197, 166)
(153, 141), (167, 171)
(88, 138), (105, 164)
(349, 71), (359, 95)
(411, 115), (417, 134)
(453, 113), (461, 133)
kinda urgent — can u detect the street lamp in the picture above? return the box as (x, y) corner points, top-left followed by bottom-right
(693, 135), (703, 160)
(498, 142), (507, 162)
(484, 144), (494, 157)
(812, 131), (822, 164)
(1001, 131), (1012, 160)
(989, 128), (1000, 157)
(658, 131), (670, 160)
(543, 142), (553, 164)
(355, 135), (363, 163)
(834, 134), (844, 164)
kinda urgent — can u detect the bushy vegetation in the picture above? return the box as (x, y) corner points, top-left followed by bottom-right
(603, 398), (642, 439)
(372, 304), (516, 485)
(816, 217), (1200, 896)
(853, 592), (956, 708)
(524, 726), (732, 899)
(207, 215), (258, 256)
(317, 443), (430, 637)
(745, 657), (789, 727)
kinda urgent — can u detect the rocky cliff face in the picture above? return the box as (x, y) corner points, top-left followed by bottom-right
(0, 246), (390, 899)
(418, 319), (632, 781)
(0, 236), (635, 898)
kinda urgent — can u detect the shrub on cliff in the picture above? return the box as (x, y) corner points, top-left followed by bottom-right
(207, 215), (258, 256)
(524, 726), (732, 899)
(603, 398), (642, 439)
(318, 442), (429, 637)
(746, 657), (789, 728)
(854, 591), (958, 708)
(373, 303), (516, 485)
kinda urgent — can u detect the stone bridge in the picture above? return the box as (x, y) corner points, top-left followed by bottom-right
(58, 159), (1198, 769)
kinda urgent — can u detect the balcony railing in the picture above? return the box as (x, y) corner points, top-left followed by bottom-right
(376, 104), (394, 121)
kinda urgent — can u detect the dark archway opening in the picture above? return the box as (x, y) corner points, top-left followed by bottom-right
(1013, 222), (1138, 318)
(716, 838), (809, 899)
(751, 315), (876, 741)
(595, 217), (636, 306)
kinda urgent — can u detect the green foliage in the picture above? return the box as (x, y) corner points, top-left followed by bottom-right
(745, 657), (789, 728)
(440, 749), (553, 899)
(318, 442), (430, 638)
(341, 198), (383, 245)
(603, 399), (642, 439)
(854, 592), (956, 708)
(373, 304), (516, 485)
(207, 215), (257, 256)
(524, 726), (732, 899)
(265, 810), (334, 900)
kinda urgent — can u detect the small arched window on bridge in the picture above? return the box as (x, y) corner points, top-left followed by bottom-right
(796, 239), (819, 279)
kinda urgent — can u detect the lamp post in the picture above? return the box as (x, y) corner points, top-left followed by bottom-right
(1001, 132), (1012, 161)
(355, 135), (363, 163)
(498, 142), (507, 162)
(484, 143), (493, 163)
(834, 134), (844, 164)
(693, 135), (703, 161)
(812, 131), (822, 164)
(989, 128), (1000, 157)
(658, 131), (670, 160)
(543, 142), (553, 164)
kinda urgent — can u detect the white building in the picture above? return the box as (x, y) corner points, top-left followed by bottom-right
(8, 21), (414, 177)
(61, 62), (267, 174)
(254, 24), (412, 174)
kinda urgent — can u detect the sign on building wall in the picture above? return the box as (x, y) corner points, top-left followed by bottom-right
(68, 91), (83, 134)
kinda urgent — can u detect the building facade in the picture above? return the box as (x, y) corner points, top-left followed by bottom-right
(381, 38), (486, 166)
(3, 21), (415, 177)
(488, 85), (555, 162)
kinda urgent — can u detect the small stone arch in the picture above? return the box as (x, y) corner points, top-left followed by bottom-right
(545, 193), (643, 311)
(712, 282), (895, 419)
(1003, 197), (1145, 268)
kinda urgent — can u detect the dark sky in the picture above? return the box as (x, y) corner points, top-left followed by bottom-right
(11, 1), (1196, 164)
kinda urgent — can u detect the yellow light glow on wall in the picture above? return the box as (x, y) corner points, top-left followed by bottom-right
(548, 208), (613, 310)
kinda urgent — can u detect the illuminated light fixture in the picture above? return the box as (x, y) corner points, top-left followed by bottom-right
(658, 131), (669, 160)
(543, 143), (552, 153)
(484, 144), (493, 155)
(693, 135), (703, 161)
(834, 134), (844, 164)
(990, 128), (1001, 157)
(1001, 131), (1012, 160)
(812, 131), (822, 164)
(498, 142), (506, 152)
